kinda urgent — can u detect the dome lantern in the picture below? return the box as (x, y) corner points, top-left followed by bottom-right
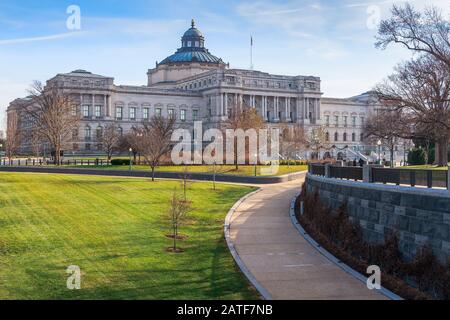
(157, 19), (224, 66)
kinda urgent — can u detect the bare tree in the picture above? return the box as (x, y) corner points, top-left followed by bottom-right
(376, 4), (450, 70)
(375, 56), (450, 166)
(363, 108), (412, 167)
(376, 4), (450, 166)
(5, 112), (22, 160)
(224, 105), (265, 169)
(100, 123), (121, 161)
(135, 115), (176, 181)
(26, 81), (79, 165)
(167, 189), (192, 253)
(307, 126), (330, 160)
(280, 123), (308, 162)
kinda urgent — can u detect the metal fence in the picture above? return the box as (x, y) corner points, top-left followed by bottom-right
(0, 159), (111, 166)
(309, 163), (449, 189)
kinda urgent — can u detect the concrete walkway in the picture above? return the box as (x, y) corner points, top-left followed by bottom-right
(229, 179), (388, 300)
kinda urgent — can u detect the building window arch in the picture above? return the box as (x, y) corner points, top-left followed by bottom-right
(352, 132), (356, 142)
(334, 132), (339, 142)
(96, 126), (103, 139)
(325, 132), (330, 142)
(343, 132), (347, 142)
(85, 126), (92, 139)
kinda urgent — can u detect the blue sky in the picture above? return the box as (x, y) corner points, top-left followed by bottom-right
(1, 0), (449, 130)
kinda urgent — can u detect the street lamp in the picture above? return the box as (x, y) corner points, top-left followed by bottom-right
(377, 140), (382, 165)
(254, 153), (258, 177)
(129, 148), (133, 171)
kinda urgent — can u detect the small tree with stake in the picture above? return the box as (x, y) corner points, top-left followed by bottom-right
(167, 189), (192, 253)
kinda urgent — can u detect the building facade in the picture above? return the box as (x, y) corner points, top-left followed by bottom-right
(7, 20), (390, 161)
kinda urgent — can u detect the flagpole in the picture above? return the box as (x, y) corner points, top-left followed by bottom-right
(250, 36), (254, 70)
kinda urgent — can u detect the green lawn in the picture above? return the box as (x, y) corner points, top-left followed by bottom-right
(401, 164), (450, 170)
(0, 173), (258, 300)
(63, 164), (308, 176)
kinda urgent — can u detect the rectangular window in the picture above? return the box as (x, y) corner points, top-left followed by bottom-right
(155, 108), (162, 117)
(143, 108), (149, 120)
(360, 117), (365, 125)
(180, 109), (186, 122)
(83, 105), (90, 118)
(85, 143), (91, 151)
(129, 107), (136, 120)
(325, 115), (330, 126)
(168, 109), (175, 119)
(116, 106), (123, 120)
(343, 116), (348, 127)
(352, 116), (356, 127)
(193, 110), (199, 121)
(334, 116), (339, 126)
(95, 105), (102, 118)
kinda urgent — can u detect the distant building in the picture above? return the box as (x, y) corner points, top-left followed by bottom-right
(7, 19), (400, 161)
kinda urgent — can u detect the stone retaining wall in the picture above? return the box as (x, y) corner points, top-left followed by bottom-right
(305, 174), (450, 262)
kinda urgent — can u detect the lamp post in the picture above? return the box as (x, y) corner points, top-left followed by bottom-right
(129, 148), (133, 171)
(0, 143), (2, 166)
(377, 140), (382, 165)
(254, 153), (258, 177)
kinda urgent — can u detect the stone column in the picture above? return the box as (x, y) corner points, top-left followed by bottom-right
(107, 95), (112, 117)
(224, 93), (228, 115)
(91, 94), (95, 119)
(305, 98), (308, 119)
(103, 95), (107, 118)
(317, 98), (321, 120)
(296, 98), (301, 121)
(274, 97), (279, 121)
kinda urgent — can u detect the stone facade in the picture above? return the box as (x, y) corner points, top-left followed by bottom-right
(306, 174), (450, 262)
(7, 20), (382, 158)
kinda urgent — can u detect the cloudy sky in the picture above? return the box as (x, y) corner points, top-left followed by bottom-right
(1, 0), (449, 130)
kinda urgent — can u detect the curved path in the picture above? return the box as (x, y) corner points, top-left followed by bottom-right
(229, 179), (388, 300)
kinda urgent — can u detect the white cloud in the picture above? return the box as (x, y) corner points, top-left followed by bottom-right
(0, 31), (85, 46)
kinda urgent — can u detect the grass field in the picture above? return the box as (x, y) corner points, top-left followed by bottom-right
(401, 164), (450, 170)
(0, 173), (258, 300)
(64, 164), (308, 176)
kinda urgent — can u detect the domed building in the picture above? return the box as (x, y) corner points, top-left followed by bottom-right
(7, 19), (395, 162)
(147, 20), (227, 87)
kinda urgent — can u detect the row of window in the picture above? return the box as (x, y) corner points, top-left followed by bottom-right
(115, 107), (197, 122)
(77, 105), (199, 122)
(324, 115), (365, 127)
(325, 132), (364, 143)
(73, 126), (123, 140)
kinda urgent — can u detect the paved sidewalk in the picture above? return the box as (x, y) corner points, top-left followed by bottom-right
(229, 179), (388, 300)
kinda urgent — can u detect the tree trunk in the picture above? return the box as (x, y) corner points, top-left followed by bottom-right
(55, 145), (61, 166)
(436, 137), (449, 167)
(151, 166), (155, 182)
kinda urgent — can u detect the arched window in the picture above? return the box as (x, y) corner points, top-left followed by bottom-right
(96, 126), (103, 139)
(343, 132), (347, 142)
(360, 133), (364, 141)
(325, 132), (330, 142)
(84, 126), (91, 139)
(334, 132), (339, 141)
(352, 133), (356, 142)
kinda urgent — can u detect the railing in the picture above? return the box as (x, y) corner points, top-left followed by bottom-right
(0, 159), (111, 166)
(309, 163), (449, 189)
(310, 164), (325, 176)
(330, 166), (363, 181)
